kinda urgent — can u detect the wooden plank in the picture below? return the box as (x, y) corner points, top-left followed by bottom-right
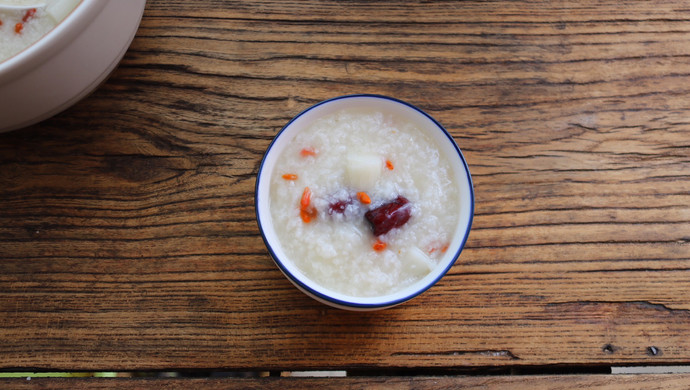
(0, 0), (688, 370)
(3, 375), (690, 390)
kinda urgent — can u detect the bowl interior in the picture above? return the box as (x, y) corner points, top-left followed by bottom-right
(256, 95), (474, 308)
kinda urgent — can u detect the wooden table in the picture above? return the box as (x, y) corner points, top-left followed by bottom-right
(1, 1), (689, 388)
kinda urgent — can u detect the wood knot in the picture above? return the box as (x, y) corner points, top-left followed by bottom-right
(602, 344), (617, 354)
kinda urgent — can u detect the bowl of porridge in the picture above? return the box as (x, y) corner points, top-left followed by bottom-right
(0, 0), (147, 132)
(256, 95), (474, 310)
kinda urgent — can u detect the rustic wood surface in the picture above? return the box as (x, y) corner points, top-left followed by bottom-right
(4, 375), (690, 390)
(0, 0), (689, 373)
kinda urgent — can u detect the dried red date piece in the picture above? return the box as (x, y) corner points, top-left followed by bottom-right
(364, 196), (411, 236)
(328, 198), (352, 215)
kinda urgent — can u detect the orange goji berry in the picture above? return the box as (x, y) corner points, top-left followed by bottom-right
(373, 240), (387, 252)
(300, 147), (317, 157)
(299, 187), (316, 223)
(356, 192), (371, 204)
(23, 8), (36, 22)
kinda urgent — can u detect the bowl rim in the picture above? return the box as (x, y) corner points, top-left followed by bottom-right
(255, 94), (475, 309)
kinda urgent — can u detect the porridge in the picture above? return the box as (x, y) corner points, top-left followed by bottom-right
(0, 0), (82, 63)
(269, 106), (461, 297)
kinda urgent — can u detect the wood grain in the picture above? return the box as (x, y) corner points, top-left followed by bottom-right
(0, 0), (688, 371)
(4, 375), (690, 390)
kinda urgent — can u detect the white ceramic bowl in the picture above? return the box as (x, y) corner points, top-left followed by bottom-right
(0, 0), (147, 132)
(256, 94), (474, 310)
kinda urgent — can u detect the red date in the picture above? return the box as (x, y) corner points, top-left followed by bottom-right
(364, 196), (411, 236)
(328, 198), (352, 215)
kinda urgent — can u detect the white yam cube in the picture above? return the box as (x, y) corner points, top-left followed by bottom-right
(346, 152), (381, 190)
(401, 247), (435, 277)
(46, 0), (81, 23)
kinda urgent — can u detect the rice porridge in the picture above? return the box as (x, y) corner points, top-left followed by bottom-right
(0, 0), (82, 63)
(269, 107), (461, 297)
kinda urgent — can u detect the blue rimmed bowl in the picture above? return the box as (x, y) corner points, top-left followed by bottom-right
(255, 94), (474, 310)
